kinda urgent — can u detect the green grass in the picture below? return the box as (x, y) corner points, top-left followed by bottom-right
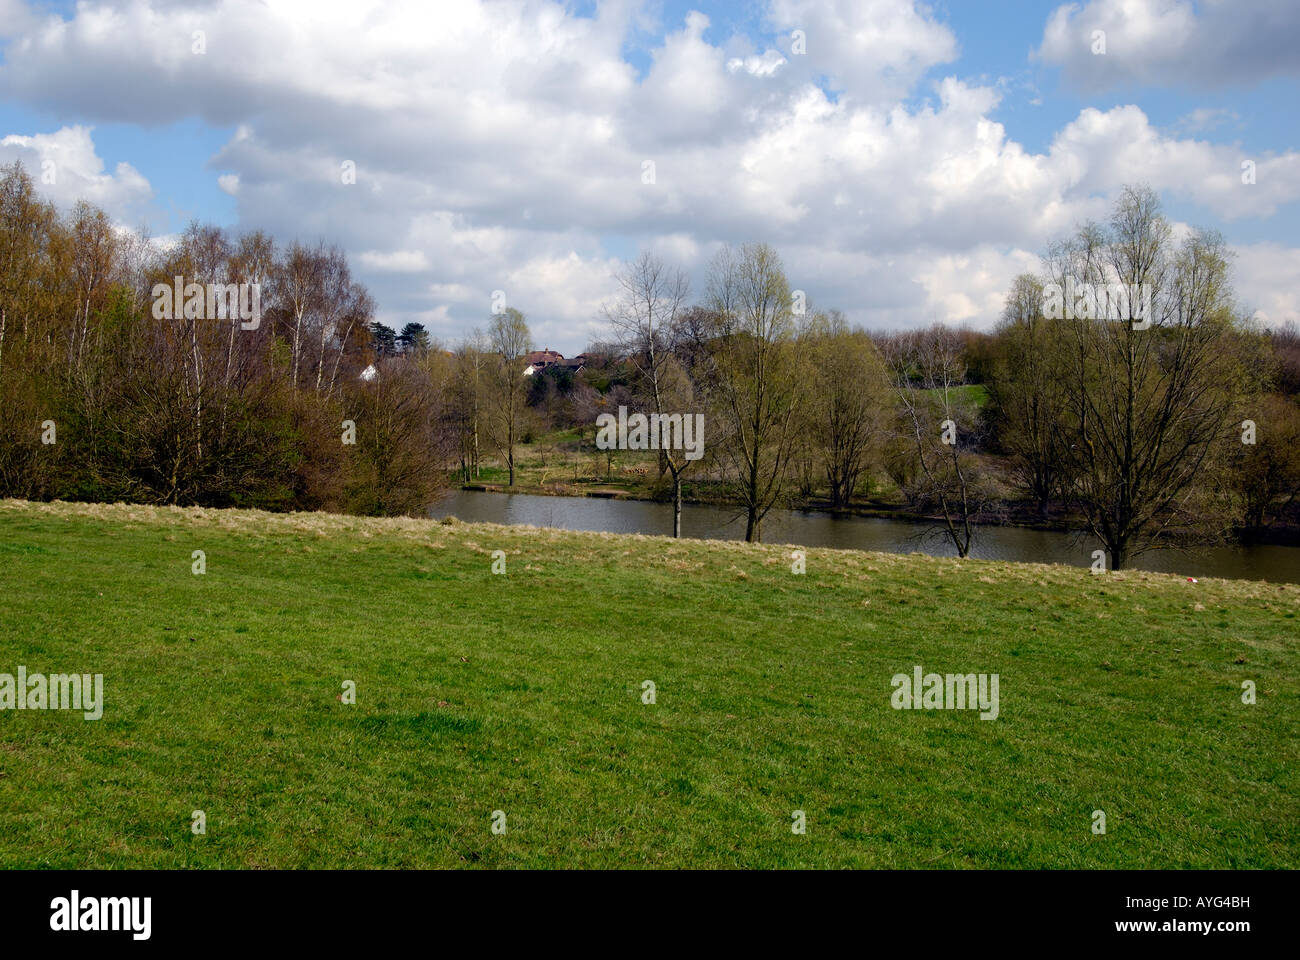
(920, 383), (989, 408)
(0, 498), (1295, 868)
(468, 428), (670, 497)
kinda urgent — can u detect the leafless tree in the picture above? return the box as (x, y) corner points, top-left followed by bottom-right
(603, 250), (695, 536)
(803, 310), (891, 509)
(702, 242), (802, 542)
(486, 307), (532, 485)
(1050, 185), (1256, 569)
(885, 324), (987, 558)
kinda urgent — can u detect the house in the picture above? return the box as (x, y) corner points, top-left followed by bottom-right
(523, 348), (565, 375)
(557, 353), (588, 373)
(522, 349), (590, 376)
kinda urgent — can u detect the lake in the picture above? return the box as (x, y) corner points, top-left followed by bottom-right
(430, 489), (1300, 584)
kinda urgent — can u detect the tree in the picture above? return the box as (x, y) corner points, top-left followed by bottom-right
(986, 274), (1071, 517)
(276, 241), (323, 385)
(885, 324), (988, 558)
(702, 242), (802, 542)
(368, 321), (397, 358)
(803, 311), (891, 509)
(397, 322), (430, 354)
(1231, 393), (1300, 538)
(1269, 323), (1300, 396)
(0, 172), (397, 514)
(344, 357), (449, 515)
(0, 161), (57, 376)
(313, 246), (366, 393)
(603, 250), (695, 537)
(451, 329), (489, 482)
(0, 162), (62, 498)
(1049, 185), (1257, 570)
(486, 308), (532, 486)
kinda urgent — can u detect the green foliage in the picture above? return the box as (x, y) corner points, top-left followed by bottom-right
(0, 162), (446, 516)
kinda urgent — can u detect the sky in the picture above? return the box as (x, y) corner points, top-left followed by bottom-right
(1, 0), (1297, 355)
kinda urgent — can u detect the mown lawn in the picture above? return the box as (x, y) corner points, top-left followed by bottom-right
(0, 498), (1295, 868)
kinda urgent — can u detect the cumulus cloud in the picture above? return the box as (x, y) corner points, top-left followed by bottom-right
(1046, 106), (1300, 220)
(1232, 243), (1300, 327)
(765, 0), (959, 101)
(0, 125), (156, 224)
(1035, 0), (1300, 91)
(358, 250), (430, 273)
(0, 0), (1296, 347)
(0, 0), (37, 38)
(1170, 107), (1239, 136)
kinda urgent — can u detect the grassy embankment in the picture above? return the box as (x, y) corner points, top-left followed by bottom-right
(0, 497), (1295, 868)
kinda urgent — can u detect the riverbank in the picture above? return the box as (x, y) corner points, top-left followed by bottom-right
(432, 488), (1300, 583)
(458, 436), (1300, 546)
(3, 497), (1294, 868)
(457, 474), (1300, 550)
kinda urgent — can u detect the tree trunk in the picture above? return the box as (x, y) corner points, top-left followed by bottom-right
(471, 415), (480, 478)
(1109, 543), (1127, 571)
(672, 472), (682, 538)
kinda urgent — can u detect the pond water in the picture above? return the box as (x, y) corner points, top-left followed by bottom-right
(430, 489), (1300, 584)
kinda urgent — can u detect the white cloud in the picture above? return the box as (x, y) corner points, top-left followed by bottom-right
(1047, 106), (1300, 220)
(0, 125), (156, 224)
(358, 249), (430, 273)
(1035, 0), (1300, 91)
(727, 50), (787, 77)
(913, 246), (1042, 327)
(0, 0), (1296, 350)
(0, 0), (36, 38)
(1171, 107), (1239, 136)
(765, 0), (959, 101)
(1232, 243), (1300, 327)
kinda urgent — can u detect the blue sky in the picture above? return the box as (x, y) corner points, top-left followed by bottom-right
(1, 0), (1297, 352)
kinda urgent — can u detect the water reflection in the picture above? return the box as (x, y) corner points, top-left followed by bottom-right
(430, 489), (1300, 584)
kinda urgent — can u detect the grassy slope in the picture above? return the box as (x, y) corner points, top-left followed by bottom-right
(0, 498), (1295, 869)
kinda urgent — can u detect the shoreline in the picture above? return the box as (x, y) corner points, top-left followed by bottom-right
(452, 481), (1300, 548)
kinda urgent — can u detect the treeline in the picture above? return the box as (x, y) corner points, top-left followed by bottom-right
(0, 160), (450, 514)
(490, 186), (1300, 568)
(4, 161), (1298, 569)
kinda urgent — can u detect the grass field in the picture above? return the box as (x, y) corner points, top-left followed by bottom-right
(0, 498), (1295, 868)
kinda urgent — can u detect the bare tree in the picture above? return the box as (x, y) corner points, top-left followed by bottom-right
(1232, 393), (1300, 538)
(452, 328), (489, 482)
(1051, 185), (1256, 569)
(603, 251), (695, 536)
(987, 274), (1071, 517)
(277, 241), (323, 388)
(885, 324), (986, 558)
(344, 357), (449, 515)
(702, 242), (802, 542)
(804, 310), (891, 509)
(486, 308), (532, 486)
(0, 162), (57, 375)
